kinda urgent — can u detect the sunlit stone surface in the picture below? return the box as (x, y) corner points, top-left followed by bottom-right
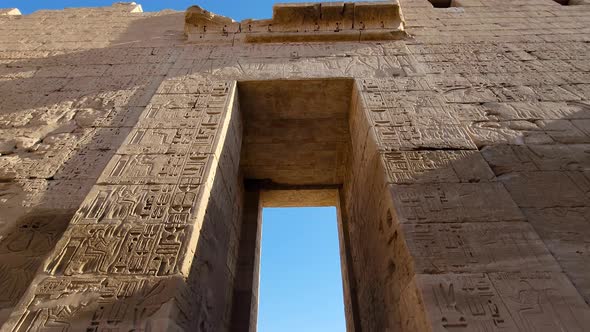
(0, 1), (589, 331)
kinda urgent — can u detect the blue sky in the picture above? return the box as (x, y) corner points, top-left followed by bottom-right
(259, 207), (345, 332)
(4, 0), (358, 20)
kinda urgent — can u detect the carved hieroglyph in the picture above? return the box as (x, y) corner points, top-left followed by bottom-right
(184, 1), (406, 43)
(0, 0), (589, 331)
(406, 272), (590, 331)
(1, 79), (238, 330)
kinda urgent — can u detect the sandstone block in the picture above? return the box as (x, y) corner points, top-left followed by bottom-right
(390, 183), (525, 223)
(409, 272), (590, 332)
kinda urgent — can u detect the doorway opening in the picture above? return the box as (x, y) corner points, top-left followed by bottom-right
(229, 79), (362, 331)
(257, 207), (345, 332)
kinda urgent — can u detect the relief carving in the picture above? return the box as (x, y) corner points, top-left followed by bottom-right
(0, 213), (71, 309)
(418, 273), (590, 332)
(47, 223), (188, 276)
(390, 183), (525, 223)
(381, 150), (495, 183)
(98, 153), (209, 185)
(71, 184), (201, 225)
(403, 222), (559, 273)
(12, 276), (188, 332)
(0, 259), (39, 309)
(0, 214), (70, 256)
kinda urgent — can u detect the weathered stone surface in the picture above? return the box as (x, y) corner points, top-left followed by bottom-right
(499, 171), (589, 208)
(381, 150), (496, 183)
(408, 272), (590, 332)
(523, 207), (590, 304)
(0, 0), (589, 331)
(239, 79), (352, 185)
(6, 275), (188, 331)
(390, 183), (525, 223)
(185, 2), (406, 43)
(402, 222), (560, 273)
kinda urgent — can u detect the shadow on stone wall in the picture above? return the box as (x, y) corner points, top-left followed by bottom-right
(347, 100), (590, 331)
(0, 9), (383, 329)
(0, 12), (187, 325)
(1, 7), (589, 330)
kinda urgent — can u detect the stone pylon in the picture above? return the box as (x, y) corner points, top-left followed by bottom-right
(0, 1), (589, 331)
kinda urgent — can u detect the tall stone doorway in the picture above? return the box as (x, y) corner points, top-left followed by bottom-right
(229, 79), (363, 331)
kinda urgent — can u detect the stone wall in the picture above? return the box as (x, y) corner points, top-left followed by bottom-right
(0, 0), (588, 331)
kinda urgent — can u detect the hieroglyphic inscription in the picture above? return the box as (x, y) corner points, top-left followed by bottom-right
(417, 272), (590, 332)
(373, 124), (477, 150)
(424, 274), (514, 331)
(71, 184), (201, 225)
(12, 276), (187, 332)
(55, 149), (113, 180)
(46, 223), (188, 276)
(0, 213), (71, 308)
(361, 78), (432, 93)
(361, 90), (445, 112)
(0, 214), (70, 256)
(403, 222), (559, 273)
(132, 82), (231, 157)
(35, 81), (236, 282)
(489, 272), (590, 331)
(148, 92), (227, 110)
(0, 147), (75, 180)
(381, 150), (495, 183)
(137, 105), (224, 131)
(0, 259), (39, 309)
(156, 79), (230, 96)
(98, 153), (210, 185)
(141, 82), (229, 125)
(358, 82), (479, 150)
(20, 179), (92, 210)
(118, 128), (217, 154)
(390, 183), (525, 223)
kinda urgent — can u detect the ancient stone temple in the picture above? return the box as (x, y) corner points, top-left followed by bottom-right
(0, 0), (589, 330)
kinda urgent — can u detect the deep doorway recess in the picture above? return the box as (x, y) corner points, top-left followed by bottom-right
(258, 207), (346, 332)
(238, 79), (353, 185)
(229, 79), (361, 332)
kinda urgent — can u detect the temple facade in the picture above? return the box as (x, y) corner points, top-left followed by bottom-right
(0, 0), (589, 331)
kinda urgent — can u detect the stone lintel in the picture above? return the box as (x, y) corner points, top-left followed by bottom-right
(184, 1), (406, 43)
(260, 189), (339, 207)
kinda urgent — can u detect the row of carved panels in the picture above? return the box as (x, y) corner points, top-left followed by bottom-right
(8, 272), (589, 331)
(0, 54), (419, 83)
(0, 42), (407, 66)
(4, 275), (192, 331)
(0, 128), (221, 182)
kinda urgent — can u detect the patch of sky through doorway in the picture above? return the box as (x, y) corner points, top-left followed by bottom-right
(258, 207), (346, 332)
